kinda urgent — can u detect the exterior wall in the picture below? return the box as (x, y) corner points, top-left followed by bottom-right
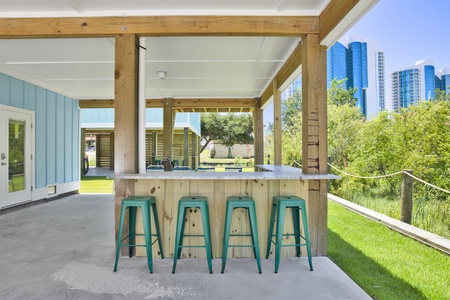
(81, 108), (201, 136)
(210, 141), (254, 159)
(0, 72), (80, 195)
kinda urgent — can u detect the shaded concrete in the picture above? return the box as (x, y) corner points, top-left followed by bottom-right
(0, 194), (371, 300)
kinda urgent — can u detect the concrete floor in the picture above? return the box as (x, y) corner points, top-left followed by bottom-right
(0, 194), (371, 300)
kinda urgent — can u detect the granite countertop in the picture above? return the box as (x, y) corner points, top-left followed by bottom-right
(113, 165), (340, 180)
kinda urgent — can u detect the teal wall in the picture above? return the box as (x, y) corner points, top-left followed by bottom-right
(81, 108), (201, 134)
(0, 73), (80, 189)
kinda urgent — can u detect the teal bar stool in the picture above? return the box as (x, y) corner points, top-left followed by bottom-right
(265, 196), (313, 273)
(221, 196), (262, 274)
(114, 196), (164, 274)
(172, 196), (213, 274)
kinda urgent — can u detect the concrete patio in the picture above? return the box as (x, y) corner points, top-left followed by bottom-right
(0, 194), (371, 300)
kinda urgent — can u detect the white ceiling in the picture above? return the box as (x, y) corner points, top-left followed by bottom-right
(0, 0), (378, 101)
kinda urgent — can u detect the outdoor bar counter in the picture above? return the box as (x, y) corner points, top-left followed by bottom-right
(114, 165), (339, 259)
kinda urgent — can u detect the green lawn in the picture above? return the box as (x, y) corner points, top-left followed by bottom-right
(80, 176), (114, 193)
(328, 200), (450, 300)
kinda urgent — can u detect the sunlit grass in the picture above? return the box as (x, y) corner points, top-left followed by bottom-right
(328, 201), (450, 300)
(80, 176), (114, 194)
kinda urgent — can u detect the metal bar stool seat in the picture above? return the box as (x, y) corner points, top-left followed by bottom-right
(172, 196), (213, 274)
(265, 196), (313, 273)
(221, 196), (262, 274)
(114, 196), (164, 273)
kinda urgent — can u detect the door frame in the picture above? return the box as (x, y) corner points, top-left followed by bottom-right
(0, 104), (35, 209)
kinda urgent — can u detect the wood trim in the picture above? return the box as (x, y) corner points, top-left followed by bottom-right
(79, 99), (115, 108)
(260, 41), (303, 107)
(0, 16), (319, 38)
(319, 0), (359, 42)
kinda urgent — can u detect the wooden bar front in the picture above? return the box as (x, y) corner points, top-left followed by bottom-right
(114, 167), (338, 259)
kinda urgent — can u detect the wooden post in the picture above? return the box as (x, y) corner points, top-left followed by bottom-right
(253, 97), (264, 167)
(114, 33), (139, 250)
(163, 98), (174, 159)
(109, 132), (114, 170)
(95, 133), (101, 167)
(183, 127), (189, 166)
(273, 79), (282, 165)
(302, 34), (328, 256)
(151, 132), (157, 165)
(401, 170), (414, 224)
(191, 132), (197, 170)
(80, 128), (86, 175)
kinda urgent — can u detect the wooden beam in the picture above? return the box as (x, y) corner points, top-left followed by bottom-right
(163, 98), (174, 159)
(319, 0), (359, 42)
(114, 33), (139, 174)
(273, 79), (282, 165)
(260, 41), (303, 107)
(301, 34), (328, 256)
(113, 33), (139, 253)
(79, 99), (114, 108)
(0, 16), (319, 38)
(252, 98), (264, 166)
(79, 98), (255, 112)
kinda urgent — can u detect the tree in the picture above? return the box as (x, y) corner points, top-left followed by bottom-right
(282, 88), (302, 128)
(327, 78), (358, 106)
(200, 113), (254, 153)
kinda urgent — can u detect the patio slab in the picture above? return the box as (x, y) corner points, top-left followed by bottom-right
(0, 194), (371, 300)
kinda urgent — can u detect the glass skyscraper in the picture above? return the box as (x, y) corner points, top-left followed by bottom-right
(326, 36), (385, 117)
(391, 60), (449, 111)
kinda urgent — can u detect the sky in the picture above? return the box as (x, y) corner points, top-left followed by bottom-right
(263, 0), (450, 125)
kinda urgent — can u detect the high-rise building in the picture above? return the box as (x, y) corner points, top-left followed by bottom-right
(327, 36), (385, 117)
(390, 59), (447, 111)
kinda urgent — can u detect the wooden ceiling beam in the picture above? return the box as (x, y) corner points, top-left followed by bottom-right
(79, 98), (255, 112)
(0, 15), (319, 38)
(319, 0), (359, 42)
(260, 41), (303, 107)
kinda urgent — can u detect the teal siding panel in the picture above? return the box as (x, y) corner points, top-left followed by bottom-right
(56, 94), (65, 184)
(146, 108), (163, 122)
(35, 87), (47, 188)
(46, 91), (57, 185)
(24, 83), (37, 111)
(175, 113), (188, 122)
(72, 101), (80, 181)
(189, 113), (201, 134)
(80, 108), (114, 123)
(0, 73), (11, 105)
(64, 98), (73, 182)
(10, 77), (24, 108)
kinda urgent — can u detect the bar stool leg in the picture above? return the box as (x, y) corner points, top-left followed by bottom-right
(200, 204), (213, 274)
(221, 203), (233, 273)
(274, 203), (286, 273)
(292, 207), (301, 257)
(300, 203), (313, 271)
(151, 204), (164, 258)
(248, 204), (262, 274)
(128, 206), (137, 257)
(141, 205), (153, 273)
(114, 204), (127, 272)
(265, 203), (276, 259)
(172, 204), (185, 274)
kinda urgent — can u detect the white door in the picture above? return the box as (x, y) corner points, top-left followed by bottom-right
(0, 108), (33, 208)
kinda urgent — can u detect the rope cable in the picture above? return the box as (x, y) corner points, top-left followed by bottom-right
(328, 163), (450, 195)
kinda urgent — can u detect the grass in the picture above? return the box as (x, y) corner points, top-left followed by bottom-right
(80, 176), (114, 194)
(346, 187), (450, 239)
(328, 200), (450, 300)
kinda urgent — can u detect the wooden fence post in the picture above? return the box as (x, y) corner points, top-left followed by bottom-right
(401, 170), (414, 224)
